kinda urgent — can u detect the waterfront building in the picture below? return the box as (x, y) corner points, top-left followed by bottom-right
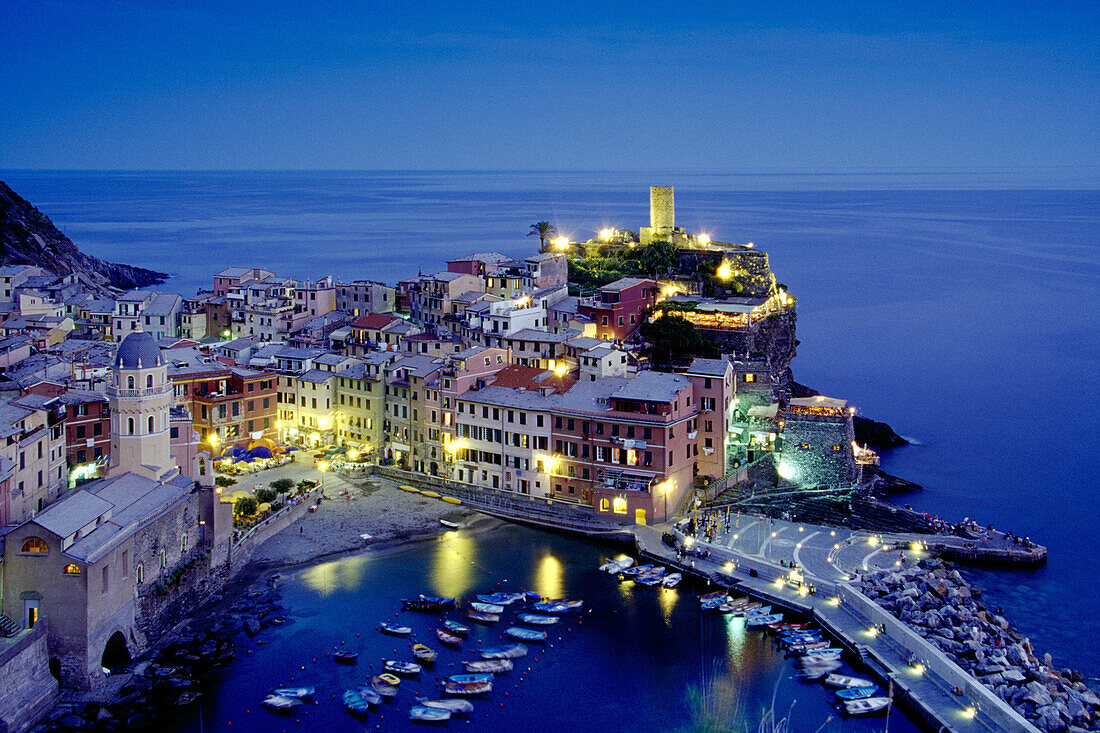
(682, 358), (736, 482)
(577, 277), (658, 342)
(382, 356), (444, 467)
(293, 277), (336, 320)
(408, 271), (485, 327)
(452, 382), (553, 492)
(212, 267), (274, 296)
(335, 279), (395, 316)
(333, 355), (393, 452)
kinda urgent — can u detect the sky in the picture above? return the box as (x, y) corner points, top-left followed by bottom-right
(1, 1), (1097, 171)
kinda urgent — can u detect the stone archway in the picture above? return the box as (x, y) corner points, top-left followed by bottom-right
(101, 631), (130, 673)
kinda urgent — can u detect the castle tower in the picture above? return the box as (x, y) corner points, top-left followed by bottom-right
(107, 329), (177, 481)
(650, 186), (675, 231)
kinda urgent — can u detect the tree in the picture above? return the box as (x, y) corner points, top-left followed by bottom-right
(233, 496), (258, 517)
(640, 314), (718, 369)
(637, 239), (678, 276)
(215, 476), (237, 488)
(527, 221), (557, 252)
(270, 478), (295, 495)
(255, 488), (276, 504)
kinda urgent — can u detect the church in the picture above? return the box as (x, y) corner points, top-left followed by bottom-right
(0, 329), (231, 689)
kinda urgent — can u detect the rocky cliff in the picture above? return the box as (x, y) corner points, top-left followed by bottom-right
(0, 180), (167, 294)
(791, 379), (908, 449)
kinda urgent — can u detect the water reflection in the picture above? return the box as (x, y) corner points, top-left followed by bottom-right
(300, 555), (372, 595)
(657, 587), (678, 625)
(535, 553), (563, 599)
(431, 530), (476, 598)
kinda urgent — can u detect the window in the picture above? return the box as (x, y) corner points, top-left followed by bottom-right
(160, 549), (166, 569)
(122, 551), (129, 578)
(76, 424), (86, 439)
(102, 565), (109, 594)
(181, 532), (188, 553)
(148, 416), (155, 433)
(598, 498), (609, 512)
(744, 373), (756, 383)
(20, 537), (48, 554)
(831, 445), (842, 451)
(127, 417), (135, 435)
(127, 375), (135, 389)
(64, 563), (81, 575)
(146, 374), (153, 388)
(136, 562), (144, 584)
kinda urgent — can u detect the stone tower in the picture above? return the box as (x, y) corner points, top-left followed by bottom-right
(650, 186), (675, 231)
(107, 329), (176, 481)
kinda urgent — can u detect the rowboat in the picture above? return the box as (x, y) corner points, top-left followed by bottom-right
(622, 564), (654, 577)
(384, 660), (422, 676)
(333, 650), (358, 664)
(742, 605), (773, 617)
(662, 572), (682, 588)
(506, 626), (547, 642)
(343, 689), (372, 716)
(469, 601), (505, 614)
(599, 557), (634, 573)
(531, 599), (583, 614)
(769, 622), (811, 632)
(798, 661), (842, 680)
(636, 571), (667, 586)
(412, 643), (438, 664)
(800, 648), (843, 660)
(440, 519), (461, 528)
(700, 590), (726, 602)
(477, 592), (523, 605)
(371, 676), (399, 697)
(787, 641), (831, 654)
(524, 591), (542, 603)
(378, 673), (402, 686)
(421, 596), (456, 608)
(271, 687), (314, 699)
(380, 622), (412, 636)
(403, 597), (454, 612)
(823, 674), (874, 689)
(443, 679), (492, 696)
(479, 643), (528, 659)
(447, 673), (492, 684)
(843, 697), (892, 716)
(262, 695), (301, 711)
(835, 686), (879, 700)
(418, 698), (474, 715)
(746, 613), (783, 627)
(443, 620), (470, 636)
(436, 629), (462, 646)
(518, 613), (558, 625)
(357, 686), (382, 706)
(781, 631), (823, 644)
(464, 658), (513, 673)
(409, 705), (451, 722)
(730, 602), (762, 616)
(466, 610), (500, 624)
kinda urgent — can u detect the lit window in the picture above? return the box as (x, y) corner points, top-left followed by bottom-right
(20, 537), (48, 554)
(831, 445), (842, 451)
(64, 563), (81, 575)
(744, 373), (755, 383)
(612, 497), (628, 515)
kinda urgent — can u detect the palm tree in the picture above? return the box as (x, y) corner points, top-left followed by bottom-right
(528, 221), (557, 252)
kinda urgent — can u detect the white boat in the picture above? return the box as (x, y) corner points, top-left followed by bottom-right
(746, 613), (783, 627)
(418, 698), (474, 715)
(800, 648), (843, 660)
(409, 705), (451, 722)
(823, 674), (874, 689)
(464, 658), (513, 673)
(440, 519), (462, 529)
(469, 601), (505, 614)
(270, 687), (314, 699)
(798, 661), (842, 680)
(518, 613), (558, 625)
(599, 557), (634, 573)
(661, 572), (682, 588)
(262, 695), (302, 711)
(844, 696), (892, 716)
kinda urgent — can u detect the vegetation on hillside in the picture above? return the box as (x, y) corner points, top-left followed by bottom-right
(639, 314), (719, 369)
(568, 240), (679, 292)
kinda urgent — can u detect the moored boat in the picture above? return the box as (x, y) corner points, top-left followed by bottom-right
(823, 674), (874, 689)
(479, 643), (528, 659)
(835, 686), (879, 700)
(746, 613), (783, 627)
(622, 563), (654, 577)
(769, 622), (811, 632)
(371, 675), (399, 697)
(466, 610), (500, 624)
(662, 572), (682, 587)
(477, 592), (520, 605)
(518, 613), (558, 625)
(357, 686), (382, 706)
(800, 648), (843, 661)
(464, 658), (513, 673)
(700, 590), (726, 602)
(531, 599), (583, 614)
(343, 689), (371, 716)
(439, 519), (461, 529)
(798, 661), (842, 680)
(443, 680), (492, 696)
(412, 643), (438, 664)
(442, 620), (470, 636)
(262, 695), (301, 711)
(271, 687), (314, 699)
(599, 557), (634, 573)
(436, 629), (462, 646)
(506, 626), (547, 642)
(843, 697), (892, 716)
(384, 660), (422, 676)
(378, 672), (401, 686)
(447, 673), (492, 684)
(409, 705), (451, 722)
(418, 697), (474, 715)
(469, 601), (505, 614)
(380, 622), (412, 636)
(333, 650), (358, 664)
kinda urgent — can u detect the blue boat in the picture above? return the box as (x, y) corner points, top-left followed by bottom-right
(480, 643), (528, 659)
(442, 620), (470, 636)
(524, 591), (542, 603)
(506, 626), (547, 642)
(747, 613), (783, 627)
(446, 673), (493, 684)
(343, 689), (371, 716)
(477, 592), (523, 605)
(836, 686), (879, 700)
(421, 596), (455, 607)
(356, 686), (382, 706)
(621, 563), (654, 577)
(530, 599), (583, 614)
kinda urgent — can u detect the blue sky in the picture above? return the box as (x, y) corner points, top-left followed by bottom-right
(1, 1), (1096, 170)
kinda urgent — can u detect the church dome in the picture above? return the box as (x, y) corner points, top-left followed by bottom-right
(114, 331), (165, 370)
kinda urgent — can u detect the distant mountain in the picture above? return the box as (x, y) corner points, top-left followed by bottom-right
(0, 180), (167, 293)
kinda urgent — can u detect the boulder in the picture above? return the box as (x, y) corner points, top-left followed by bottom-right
(243, 618), (261, 637)
(1026, 681), (1055, 707)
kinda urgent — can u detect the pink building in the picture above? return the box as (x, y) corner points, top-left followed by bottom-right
(578, 277), (657, 342)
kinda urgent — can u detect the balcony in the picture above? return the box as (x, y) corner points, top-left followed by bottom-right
(109, 384), (173, 399)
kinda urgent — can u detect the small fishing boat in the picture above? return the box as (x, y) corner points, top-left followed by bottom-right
(271, 687), (314, 700)
(787, 641), (831, 654)
(412, 643), (438, 664)
(700, 590), (727, 602)
(800, 648), (843, 660)
(403, 597), (451, 613)
(333, 650), (359, 664)
(436, 628), (462, 646)
(769, 622), (811, 632)
(343, 689), (371, 716)
(524, 591), (542, 603)
(439, 518), (461, 529)
(399, 485), (420, 493)
(447, 673), (493, 684)
(636, 571), (667, 586)
(477, 592), (523, 605)
(464, 658), (513, 673)
(443, 679), (492, 696)
(384, 660), (422, 676)
(780, 631), (823, 643)
(747, 613), (783, 627)
(479, 643), (528, 659)
(442, 496), (462, 505)
(409, 705), (451, 722)
(442, 620), (470, 636)
(843, 697), (892, 716)
(798, 661), (842, 680)
(469, 601), (505, 614)
(518, 613), (558, 625)
(378, 672), (402, 687)
(823, 674), (874, 689)
(357, 686), (382, 706)
(418, 698), (474, 715)
(531, 599), (583, 614)
(622, 563), (654, 577)
(380, 622), (412, 636)
(662, 572), (682, 588)
(599, 557), (634, 573)
(716, 600), (741, 613)
(744, 606), (774, 619)
(421, 596), (455, 608)
(371, 676), (399, 698)
(729, 601), (761, 615)
(506, 626), (547, 642)
(262, 695), (302, 711)
(466, 610), (500, 624)
(835, 686), (879, 700)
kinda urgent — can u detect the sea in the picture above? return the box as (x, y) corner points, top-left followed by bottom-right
(2, 169), (1098, 730)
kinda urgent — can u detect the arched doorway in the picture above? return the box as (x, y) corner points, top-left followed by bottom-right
(429, 462), (438, 476)
(101, 631), (130, 673)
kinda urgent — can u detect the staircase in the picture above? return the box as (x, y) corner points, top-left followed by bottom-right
(0, 613), (22, 638)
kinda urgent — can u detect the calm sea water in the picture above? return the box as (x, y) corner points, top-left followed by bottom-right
(3, 170), (1098, 689)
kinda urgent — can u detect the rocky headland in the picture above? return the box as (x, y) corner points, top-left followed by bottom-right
(859, 560), (1099, 732)
(0, 181), (166, 294)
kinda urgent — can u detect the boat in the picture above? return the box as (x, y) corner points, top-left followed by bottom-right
(418, 698), (474, 715)
(412, 643), (438, 664)
(700, 590), (727, 602)
(800, 647), (843, 659)
(357, 686), (382, 706)
(477, 592), (523, 605)
(717, 600), (741, 613)
(746, 613), (783, 627)
(443, 680), (492, 696)
(343, 689), (372, 716)
(480, 643), (528, 659)
(380, 621), (412, 635)
(436, 629), (462, 646)
(466, 610), (500, 624)
(599, 557), (634, 573)
(636, 571), (667, 586)
(518, 613), (558, 625)
(409, 705), (451, 722)
(506, 627), (547, 642)
(780, 631), (823, 644)
(271, 687), (314, 699)
(403, 597), (452, 613)
(333, 650), (359, 664)
(769, 622), (811, 632)
(843, 697), (892, 716)
(531, 599), (583, 614)
(662, 573), (682, 588)
(371, 676), (399, 697)
(447, 673), (493, 684)
(823, 674), (874, 689)
(384, 660), (422, 676)
(744, 606), (774, 618)
(439, 519), (461, 528)
(421, 491), (442, 499)
(421, 596), (456, 608)
(378, 672), (402, 686)
(262, 695), (302, 711)
(469, 601), (505, 614)
(787, 641), (831, 654)
(464, 658), (513, 673)
(622, 564), (654, 577)
(836, 686), (879, 700)
(443, 620), (470, 636)
(729, 602), (761, 615)
(798, 662), (842, 680)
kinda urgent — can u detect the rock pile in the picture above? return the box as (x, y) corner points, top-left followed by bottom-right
(859, 559), (1100, 733)
(39, 580), (286, 731)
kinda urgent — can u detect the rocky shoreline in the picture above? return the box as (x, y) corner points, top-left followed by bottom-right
(859, 560), (1100, 732)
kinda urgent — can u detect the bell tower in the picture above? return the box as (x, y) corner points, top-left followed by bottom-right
(107, 328), (177, 481)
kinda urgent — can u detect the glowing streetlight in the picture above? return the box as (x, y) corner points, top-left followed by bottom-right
(598, 228), (614, 242)
(553, 236), (570, 250)
(716, 261), (733, 280)
(554, 363), (569, 377)
(697, 233), (711, 245)
(207, 432), (220, 447)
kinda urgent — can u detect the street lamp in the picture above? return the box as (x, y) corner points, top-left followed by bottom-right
(317, 460), (328, 487)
